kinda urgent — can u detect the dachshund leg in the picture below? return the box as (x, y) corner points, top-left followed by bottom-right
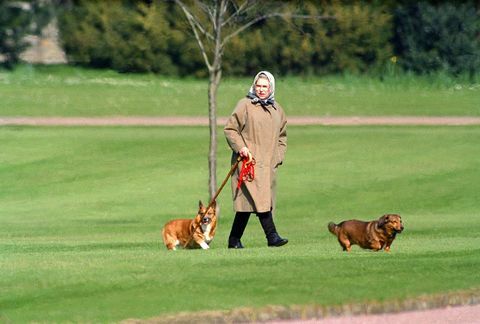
(338, 237), (351, 252)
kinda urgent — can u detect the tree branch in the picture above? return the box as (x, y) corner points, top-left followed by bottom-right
(222, 0), (251, 27)
(211, 3), (217, 31)
(287, 14), (335, 20)
(222, 12), (335, 46)
(175, 0), (213, 71)
(220, 0), (228, 18)
(175, 0), (214, 41)
(222, 12), (283, 46)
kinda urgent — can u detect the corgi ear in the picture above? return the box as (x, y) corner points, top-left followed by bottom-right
(199, 200), (204, 208)
(191, 217), (200, 230)
(194, 213), (202, 222)
(211, 200), (216, 208)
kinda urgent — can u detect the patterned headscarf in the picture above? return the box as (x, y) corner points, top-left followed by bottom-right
(247, 71), (275, 106)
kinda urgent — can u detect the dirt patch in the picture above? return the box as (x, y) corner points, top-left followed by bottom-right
(291, 304), (480, 324)
(2, 116), (480, 126)
(121, 289), (480, 323)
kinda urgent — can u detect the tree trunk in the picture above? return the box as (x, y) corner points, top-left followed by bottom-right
(207, 0), (225, 202)
(207, 68), (221, 201)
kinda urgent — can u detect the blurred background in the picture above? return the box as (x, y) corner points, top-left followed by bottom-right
(1, 0), (479, 78)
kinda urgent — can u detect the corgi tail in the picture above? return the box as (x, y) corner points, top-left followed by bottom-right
(161, 226), (172, 248)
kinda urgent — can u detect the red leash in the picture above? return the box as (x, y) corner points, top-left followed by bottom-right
(237, 156), (255, 189)
(183, 157), (242, 248)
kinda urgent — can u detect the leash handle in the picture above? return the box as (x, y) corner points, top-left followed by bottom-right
(237, 156), (255, 189)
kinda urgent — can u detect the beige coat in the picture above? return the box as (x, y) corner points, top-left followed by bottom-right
(224, 97), (287, 213)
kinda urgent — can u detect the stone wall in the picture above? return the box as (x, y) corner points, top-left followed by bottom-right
(20, 19), (67, 64)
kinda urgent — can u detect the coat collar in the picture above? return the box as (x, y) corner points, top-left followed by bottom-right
(246, 94), (277, 110)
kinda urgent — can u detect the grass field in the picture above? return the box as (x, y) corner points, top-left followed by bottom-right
(1, 125), (480, 322)
(1, 65), (479, 117)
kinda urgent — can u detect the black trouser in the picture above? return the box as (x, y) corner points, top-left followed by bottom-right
(229, 211), (277, 240)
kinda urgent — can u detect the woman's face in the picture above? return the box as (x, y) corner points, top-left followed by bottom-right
(255, 77), (271, 100)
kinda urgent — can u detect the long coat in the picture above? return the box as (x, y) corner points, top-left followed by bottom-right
(224, 97), (287, 213)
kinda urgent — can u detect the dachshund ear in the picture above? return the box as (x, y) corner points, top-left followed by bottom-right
(378, 215), (389, 227)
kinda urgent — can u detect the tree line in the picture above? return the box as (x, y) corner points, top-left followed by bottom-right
(1, 1), (479, 77)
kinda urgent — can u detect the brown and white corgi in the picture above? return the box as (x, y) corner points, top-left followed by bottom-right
(162, 201), (217, 250)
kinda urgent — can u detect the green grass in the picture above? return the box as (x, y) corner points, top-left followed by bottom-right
(1, 125), (480, 322)
(1, 65), (479, 117)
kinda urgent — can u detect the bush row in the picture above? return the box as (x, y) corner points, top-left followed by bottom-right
(393, 2), (480, 76)
(57, 1), (480, 76)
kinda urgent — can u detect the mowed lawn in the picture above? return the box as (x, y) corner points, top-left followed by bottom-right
(1, 125), (480, 322)
(1, 65), (479, 117)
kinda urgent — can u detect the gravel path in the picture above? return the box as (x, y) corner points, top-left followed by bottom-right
(269, 304), (480, 324)
(122, 290), (480, 323)
(2, 116), (480, 126)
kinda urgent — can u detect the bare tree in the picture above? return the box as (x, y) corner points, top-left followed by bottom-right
(174, 0), (331, 201)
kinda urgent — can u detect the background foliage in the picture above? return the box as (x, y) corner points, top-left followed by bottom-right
(1, 1), (479, 76)
(393, 2), (480, 76)
(0, 1), (52, 69)
(58, 1), (393, 76)
(222, 2), (392, 76)
(55, 1), (480, 77)
(58, 1), (177, 74)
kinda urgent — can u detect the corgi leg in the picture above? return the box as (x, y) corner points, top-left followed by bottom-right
(199, 241), (210, 249)
(165, 242), (177, 250)
(164, 237), (180, 250)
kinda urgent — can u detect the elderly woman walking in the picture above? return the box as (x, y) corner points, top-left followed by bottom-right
(224, 71), (288, 248)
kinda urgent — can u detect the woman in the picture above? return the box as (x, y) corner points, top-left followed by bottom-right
(224, 71), (288, 248)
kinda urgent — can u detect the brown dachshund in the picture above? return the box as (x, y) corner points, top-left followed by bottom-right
(328, 214), (404, 252)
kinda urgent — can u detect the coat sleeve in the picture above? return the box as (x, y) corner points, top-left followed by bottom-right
(277, 106), (288, 165)
(224, 100), (248, 153)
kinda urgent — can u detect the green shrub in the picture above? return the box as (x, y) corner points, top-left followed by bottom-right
(223, 2), (393, 76)
(393, 2), (480, 76)
(54, 1), (480, 77)
(317, 2), (393, 74)
(58, 1), (176, 74)
(57, 1), (394, 76)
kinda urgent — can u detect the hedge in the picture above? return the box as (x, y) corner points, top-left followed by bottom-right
(57, 1), (479, 76)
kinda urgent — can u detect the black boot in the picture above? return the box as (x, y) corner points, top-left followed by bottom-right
(257, 212), (288, 247)
(228, 237), (244, 249)
(266, 232), (288, 247)
(228, 212), (251, 249)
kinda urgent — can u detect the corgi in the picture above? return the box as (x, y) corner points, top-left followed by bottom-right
(162, 201), (216, 250)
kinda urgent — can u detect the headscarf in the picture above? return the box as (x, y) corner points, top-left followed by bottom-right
(247, 71), (275, 107)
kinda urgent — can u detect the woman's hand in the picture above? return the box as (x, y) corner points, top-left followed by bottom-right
(239, 147), (249, 157)
(239, 147), (253, 163)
